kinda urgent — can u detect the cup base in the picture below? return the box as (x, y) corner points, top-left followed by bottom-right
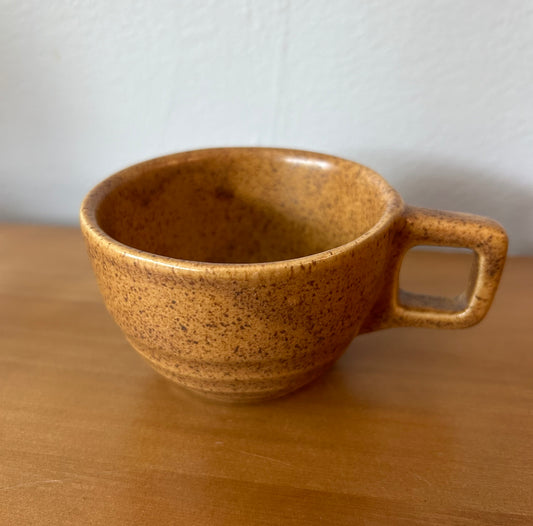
(145, 358), (337, 403)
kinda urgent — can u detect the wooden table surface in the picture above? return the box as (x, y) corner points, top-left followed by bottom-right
(1, 224), (532, 525)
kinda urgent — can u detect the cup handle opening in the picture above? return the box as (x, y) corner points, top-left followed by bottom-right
(360, 205), (508, 333)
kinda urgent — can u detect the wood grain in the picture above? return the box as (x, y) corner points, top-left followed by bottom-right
(1, 224), (532, 525)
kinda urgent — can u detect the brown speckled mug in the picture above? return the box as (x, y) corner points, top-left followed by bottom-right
(80, 148), (508, 402)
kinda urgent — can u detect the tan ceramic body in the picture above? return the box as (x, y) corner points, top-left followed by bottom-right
(80, 148), (507, 402)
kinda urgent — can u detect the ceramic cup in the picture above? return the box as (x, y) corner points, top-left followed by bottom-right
(80, 148), (508, 402)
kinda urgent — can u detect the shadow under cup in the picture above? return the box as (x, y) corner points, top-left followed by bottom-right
(95, 151), (391, 264)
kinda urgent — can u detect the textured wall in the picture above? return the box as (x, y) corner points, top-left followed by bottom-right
(1, 0), (532, 253)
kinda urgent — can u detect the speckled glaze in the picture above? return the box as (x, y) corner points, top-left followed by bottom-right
(80, 148), (508, 402)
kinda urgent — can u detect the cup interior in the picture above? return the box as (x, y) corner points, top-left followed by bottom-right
(92, 149), (392, 264)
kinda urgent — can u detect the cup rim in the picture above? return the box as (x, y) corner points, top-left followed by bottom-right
(80, 147), (404, 272)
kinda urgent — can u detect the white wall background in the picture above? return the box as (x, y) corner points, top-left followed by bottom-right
(1, 0), (532, 253)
